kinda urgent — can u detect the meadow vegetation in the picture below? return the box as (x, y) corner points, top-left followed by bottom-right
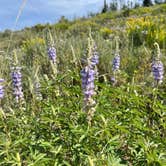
(0, 3), (166, 166)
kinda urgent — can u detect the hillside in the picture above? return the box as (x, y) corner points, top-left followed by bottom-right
(0, 3), (166, 49)
(0, 3), (166, 166)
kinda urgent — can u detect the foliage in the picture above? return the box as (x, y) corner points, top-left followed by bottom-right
(101, 0), (109, 13)
(110, 1), (118, 11)
(100, 27), (113, 39)
(68, 21), (100, 36)
(143, 0), (153, 7)
(126, 16), (166, 47)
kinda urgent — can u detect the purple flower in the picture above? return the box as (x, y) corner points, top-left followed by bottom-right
(112, 54), (120, 71)
(152, 60), (164, 83)
(81, 40), (99, 112)
(110, 76), (116, 83)
(81, 66), (96, 101)
(48, 46), (56, 64)
(90, 44), (99, 67)
(0, 79), (4, 99)
(11, 67), (24, 102)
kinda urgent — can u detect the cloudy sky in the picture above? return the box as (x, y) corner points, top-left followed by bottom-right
(0, 0), (142, 31)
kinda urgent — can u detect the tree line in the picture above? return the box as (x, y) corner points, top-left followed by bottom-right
(102, 0), (166, 13)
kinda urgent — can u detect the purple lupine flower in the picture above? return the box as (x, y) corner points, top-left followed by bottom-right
(48, 46), (56, 64)
(110, 76), (116, 83)
(81, 39), (99, 112)
(0, 79), (4, 99)
(112, 53), (120, 71)
(81, 66), (96, 102)
(152, 60), (164, 83)
(11, 67), (24, 102)
(90, 44), (99, 67)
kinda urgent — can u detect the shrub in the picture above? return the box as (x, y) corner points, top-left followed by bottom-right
(127, 17), (166, 47)
(100, 27), (113, 39)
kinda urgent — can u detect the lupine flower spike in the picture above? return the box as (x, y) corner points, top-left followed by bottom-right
(11, 67), (24, 103)
(11, 51), (24, 103)
(111, 36), (120, 84)
(151, 42), (164, 85)
(47, 32), (57, 77)
(91, 43), (99, 79)
(81, 66), (96, 105)
(90, 43), (99, 67)
(80, 34), (99, 124)
(0, 78), (5, 99)
(48, 44), (56, 64)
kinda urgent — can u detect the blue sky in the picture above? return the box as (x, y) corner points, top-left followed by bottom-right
(0, 0), (142, 31)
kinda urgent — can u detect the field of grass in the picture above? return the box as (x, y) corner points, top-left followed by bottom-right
(0, 3), (166, 166)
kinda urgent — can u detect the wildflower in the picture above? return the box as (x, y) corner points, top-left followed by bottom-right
(152, 42), (164, 84)
(81, 38), (99, 113)
(111, 37), (121, 84)
(90, 44), (99, 67)
(11, 67), (24, 102)
(82, 43), (99, 68)
(47, 46), (56, 64)
(81, 66), (96, 100)
(112, 53), (120, 71)
(152, 60), (164, 84)
(0, 79), (4, 99)
(110, 76), (116, 83)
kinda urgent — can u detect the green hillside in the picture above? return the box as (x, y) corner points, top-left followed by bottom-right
(1, 3), (166, 49)
(0, 3), (166, 166)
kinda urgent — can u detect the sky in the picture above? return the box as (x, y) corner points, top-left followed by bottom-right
(0, 0), (142, 31)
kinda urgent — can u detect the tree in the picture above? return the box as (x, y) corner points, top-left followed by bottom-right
(110, 0), (118, 11)
(102, 0), (108, 13)
(58, 16), (69, 23)
(134, 3), (140, 8)
(143, 0), (153, 6)
(2, 29), (12, 38)
(154, 0), (163, 4)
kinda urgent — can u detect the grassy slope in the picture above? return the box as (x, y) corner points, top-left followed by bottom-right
(0, 3), (166, 49)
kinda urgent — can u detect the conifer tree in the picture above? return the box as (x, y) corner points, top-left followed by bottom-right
(102, 0), (108, 13)
(110, 0), (118, 11)
(143, 0), (153, 6)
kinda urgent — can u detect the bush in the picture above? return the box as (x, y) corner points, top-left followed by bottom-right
(127, 16), (166, 47)
(100, 27), (113, 39)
